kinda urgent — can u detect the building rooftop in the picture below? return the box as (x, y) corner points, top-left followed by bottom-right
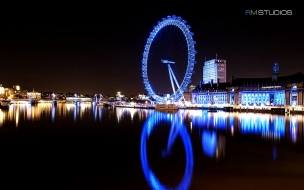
(231, 72), (304, 86)
(193, 72), (304, 92)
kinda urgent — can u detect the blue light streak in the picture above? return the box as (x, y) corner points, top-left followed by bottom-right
(140, 112), (193, 190)
(202, 130), (217, 158)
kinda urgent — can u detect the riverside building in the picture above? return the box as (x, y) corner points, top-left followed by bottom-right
(192, 62), (304, 110)
(203, 58), (226, 84)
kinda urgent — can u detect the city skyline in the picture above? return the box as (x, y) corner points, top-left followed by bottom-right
(1, 4), (303, 96)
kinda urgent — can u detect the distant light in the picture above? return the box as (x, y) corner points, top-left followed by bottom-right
(262, 86), (281, 89)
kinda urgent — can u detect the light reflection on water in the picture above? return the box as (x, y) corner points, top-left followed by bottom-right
(140, 111), (193, 190)
(115, 107), (152, 123)
(1, 106), (304, 189)
(185, 110), (304, 144)
(137, 110), (227, 189)
(137, 110), (304, 190)
(202, 130), (217, 158)
(0, 102), (94, 126)
(1, 106), (303, 145)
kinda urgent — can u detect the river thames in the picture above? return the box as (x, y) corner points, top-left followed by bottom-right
(0, 102), (304, 189)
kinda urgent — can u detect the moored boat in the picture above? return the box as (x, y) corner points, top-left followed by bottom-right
(207, 106), (218, 112)
(155, 103), (179, 110)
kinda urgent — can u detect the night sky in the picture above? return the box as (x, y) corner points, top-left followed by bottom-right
(1, 3), (303, 96)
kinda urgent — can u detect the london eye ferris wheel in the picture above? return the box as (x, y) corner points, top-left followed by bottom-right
(142, 15), (197, 103)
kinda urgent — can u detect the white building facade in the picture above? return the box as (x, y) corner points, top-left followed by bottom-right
(203, 59), (226, 84)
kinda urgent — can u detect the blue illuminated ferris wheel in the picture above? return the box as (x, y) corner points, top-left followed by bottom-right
(142, 15), (197, 102)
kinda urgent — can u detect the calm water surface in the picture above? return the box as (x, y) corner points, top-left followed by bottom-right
(1, 102), (304, 189)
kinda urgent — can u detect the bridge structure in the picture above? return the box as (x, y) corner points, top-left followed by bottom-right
(65, 97), (92, 102)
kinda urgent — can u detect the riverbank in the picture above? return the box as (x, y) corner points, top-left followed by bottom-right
(221, 105), (304, 115)
(114, 103), (304, 115)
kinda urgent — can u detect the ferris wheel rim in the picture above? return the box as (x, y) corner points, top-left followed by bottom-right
(142, 15), (196, 102)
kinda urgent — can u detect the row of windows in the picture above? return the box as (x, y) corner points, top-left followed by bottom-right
(241, 92), (285, 106)
(194, 94), (227, 104)
(192, 91), (303, 106)
(203, 61), (226, 84)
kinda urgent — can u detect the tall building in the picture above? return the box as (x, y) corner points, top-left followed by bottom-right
(203, 59), (226, 84)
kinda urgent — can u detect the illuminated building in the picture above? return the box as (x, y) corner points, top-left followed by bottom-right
(13, 85), (20, 91)
(116, 91), (125, 100)
(0, 85), (41, 100)
(191, 81), (230, 106)
(27, 92), (41, 100)
(3, 85), (28, 98)
(137, 94), (149, 100)
(192, 62), (304, 107)
(0, 85), (4, 95)
(203, 58), (226, 84)
(188, 85), (196, 92)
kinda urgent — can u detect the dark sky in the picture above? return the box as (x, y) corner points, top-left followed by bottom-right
(1, 3), (303, 96)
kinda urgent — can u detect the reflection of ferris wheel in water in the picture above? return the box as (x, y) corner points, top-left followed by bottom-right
(142, 15), (197, 102)
(140, 112), (194, 190)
